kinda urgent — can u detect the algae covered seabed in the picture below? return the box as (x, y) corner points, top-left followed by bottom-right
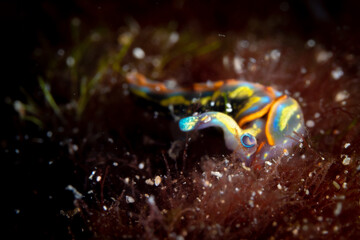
(3, 1), (360, 239)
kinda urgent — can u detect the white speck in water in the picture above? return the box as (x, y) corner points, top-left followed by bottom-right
(66, 56), (75, 67)
(223, 56), (230, 67)
(306, 39), (316, 48)
(96, 176), (102, 182)
(334, 202), (342, 216)
(165, 79), (177, 89)
(57, 49), (65, 56)
(15, 149), (20, 154)
(154, 176), (162, 186)
(138, 162), (145, 169)
(270, 49), (281, 61)
(46, 131), (53, 138)
(176, 236), (185, 240)
(71, 144), (79, 152)
(344, 143), (351, 149)
(265, 161), (272, 166)
(225, 103), (233, 113)
(342, 182), (347, 189)
(65, 185), (83, 199)
(124, 177), (130, 184)
(238, 40), (249, 49)
(305, 189), (310, 195)
(145, 179), (154, 185)
(169, 32), (179, 44)
(316, 50), (333, 63)
(218, 33), (226, 37)
(89, 170), (96, 180)
(108, 138), (114, 143)
(15, 209), (20, 214)
(211, 171), (223, 179)
(233, 56), (244, 74)
(132, 47), (145, 59)
(277, 184), (282, 190)
(113, 162), (118, 167)
(342, 155), (351, 165)
(331, 67), (344, 80)
(147, 195), (155, 205)
(13, 100), (24, 115)
(314, 112), (320, 118)
(333, 181), (340, 189)
(293, 92), (300, 98)
(103, 205), (107, 211)
(126, 195), (135, 203)
(300, 67), (307, 74)
(152, 57), (161, 68)
(306, 120), (315, 128)
(335, 90), (350, 102)
(283, 149), (289, 156)
(210, 101), (215, 107)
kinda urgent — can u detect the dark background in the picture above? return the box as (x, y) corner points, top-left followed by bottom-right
(2, 0), (360, 104)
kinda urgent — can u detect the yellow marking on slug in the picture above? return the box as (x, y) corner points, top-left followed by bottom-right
(160, 96), (191, 106)
(228, 86), (254, 99)
(278, 103), (298, 131)
(235, 96), (261, 119)
(132, 89), (153, 100)
(215, 112), (241, 136)
(200, 96), (212, 105)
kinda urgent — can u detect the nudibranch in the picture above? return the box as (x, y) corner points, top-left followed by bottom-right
(126, 72), (305, 166)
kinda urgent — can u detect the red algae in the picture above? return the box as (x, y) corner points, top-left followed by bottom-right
(5, 1), (360, 239)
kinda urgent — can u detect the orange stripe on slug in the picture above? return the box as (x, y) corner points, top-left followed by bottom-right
(255, 141), (265, 154)
(136, 73), (147, 85)
(134, 73), (169, 92)
(265, 86), (276, 100)
(193, 80), (224, 91)
(225, 79), (241, 85)
(238, 102), (273, 127)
